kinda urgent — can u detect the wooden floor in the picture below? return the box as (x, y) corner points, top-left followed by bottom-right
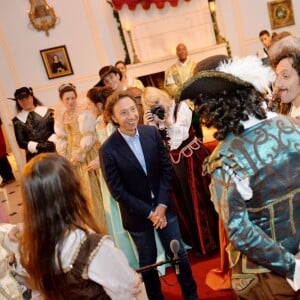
(0, 153), (23, 224)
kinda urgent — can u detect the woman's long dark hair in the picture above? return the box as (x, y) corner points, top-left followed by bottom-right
(195, 87), (267, 141)
(20, 153), (101, 299)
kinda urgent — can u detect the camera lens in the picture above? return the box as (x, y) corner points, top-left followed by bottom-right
(150, 105), (165, 120)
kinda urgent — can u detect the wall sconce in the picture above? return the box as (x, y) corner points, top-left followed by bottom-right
(28, 0), (57, 36)
(124, 24), (141, 64)
(208, 0), (232, 57)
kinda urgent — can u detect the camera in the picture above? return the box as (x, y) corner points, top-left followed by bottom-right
(150, 105), (165, 120)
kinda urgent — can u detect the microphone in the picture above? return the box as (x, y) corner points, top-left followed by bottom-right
(134, 240), (181, 274)
(170, 239), (180, 275)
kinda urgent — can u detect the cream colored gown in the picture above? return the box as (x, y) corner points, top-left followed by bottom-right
(54, 102), (107, 233)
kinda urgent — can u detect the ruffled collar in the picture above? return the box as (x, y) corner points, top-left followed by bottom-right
(16, 106), (48, 123)
(241, 111), (277, 129)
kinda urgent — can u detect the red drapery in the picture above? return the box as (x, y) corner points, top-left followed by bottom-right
(111, 0), (191, 11)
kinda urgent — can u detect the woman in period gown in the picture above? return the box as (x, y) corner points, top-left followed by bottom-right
(142, 86), (219, 256)
(54, 83), (107, 234)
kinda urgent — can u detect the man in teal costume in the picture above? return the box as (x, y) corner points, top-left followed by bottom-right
(179, 55), (300, 299)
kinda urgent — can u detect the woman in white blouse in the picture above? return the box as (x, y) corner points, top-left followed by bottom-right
(142, 87), (219, 256)
(7, 153), (145, 300)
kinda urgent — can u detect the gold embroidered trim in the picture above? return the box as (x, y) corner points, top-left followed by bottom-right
(63, 234), (88, 273)
(231, 272), (258, 294)
(242, 253), (270, 274)
(57, 135), (67, 140)
(247, 187), (300, 240)
(289, 196), (296, 235)
(82, 235), (111, 280)
(185, 99), (194, 111)
(82, 131), (95, 137)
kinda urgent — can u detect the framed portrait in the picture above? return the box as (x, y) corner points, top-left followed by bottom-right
(40, 45), (73, 79)
(267, 0), (295, 29)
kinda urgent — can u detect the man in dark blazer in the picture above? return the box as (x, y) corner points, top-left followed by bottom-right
(99, 90), (198, 300)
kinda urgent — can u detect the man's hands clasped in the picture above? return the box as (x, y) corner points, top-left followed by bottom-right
(150, 205), (168, 230)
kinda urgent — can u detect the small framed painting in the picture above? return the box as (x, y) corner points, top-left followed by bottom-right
(267, 0), (295, 29)
(40, 45), (73, 79)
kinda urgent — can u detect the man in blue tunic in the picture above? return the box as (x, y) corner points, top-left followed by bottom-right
(179, 55), (300, 299)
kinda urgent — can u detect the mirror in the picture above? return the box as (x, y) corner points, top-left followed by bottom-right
(28, 0), (57, 36)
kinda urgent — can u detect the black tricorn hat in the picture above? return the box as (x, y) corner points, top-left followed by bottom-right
(178, 71), (252, 101)
(95, 65), (122, 87)
(178, 55), (275, 101)
(178, 54), (232, 101)
(8, 87), (33, 101)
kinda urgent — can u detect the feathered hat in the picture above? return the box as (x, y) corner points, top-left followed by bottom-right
(178, 55), (275, 101)
(7, 87), (33, 101)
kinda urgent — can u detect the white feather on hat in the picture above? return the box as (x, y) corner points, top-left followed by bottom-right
(217, 55), (275, 94)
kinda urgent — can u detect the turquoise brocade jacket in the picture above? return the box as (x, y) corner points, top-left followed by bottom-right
(204, 115), (300, 280)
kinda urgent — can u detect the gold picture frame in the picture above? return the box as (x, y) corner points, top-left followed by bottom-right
(40, 45), (73, 80)
(267, 0), (295, 29)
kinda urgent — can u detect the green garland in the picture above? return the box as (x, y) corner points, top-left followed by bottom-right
(106, 1), (131, 64)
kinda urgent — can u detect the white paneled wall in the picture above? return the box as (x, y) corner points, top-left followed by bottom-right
(0, 0), (299, 171)
(215, 0), (300, 57)
(118, 0), (215, 61)
(0, 0), (123, 170)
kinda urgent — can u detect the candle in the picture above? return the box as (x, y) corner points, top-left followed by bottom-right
(209, 1), (216, 13)
(125, 23), (131, 32)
